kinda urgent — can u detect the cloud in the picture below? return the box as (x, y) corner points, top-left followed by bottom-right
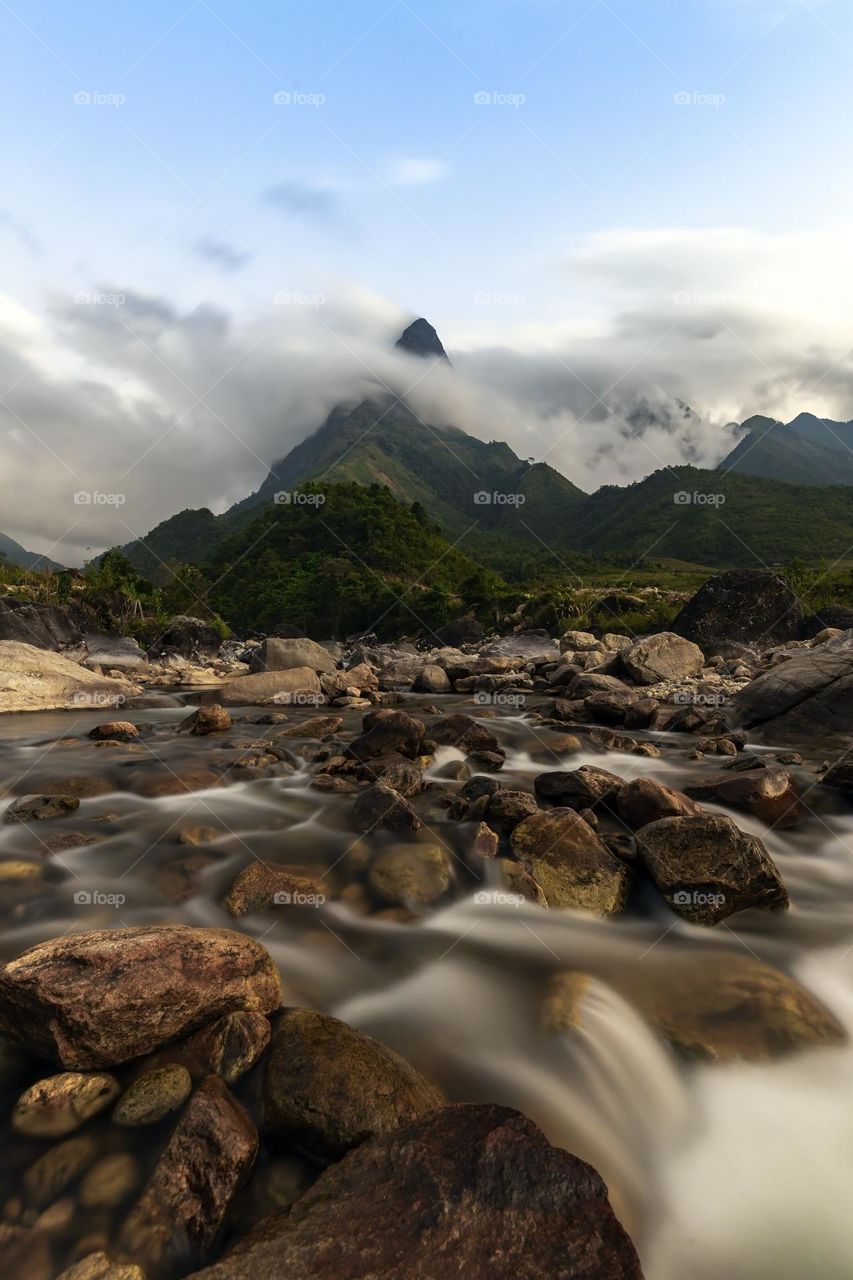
(194, 235), (252, 273)
(388, 157), (447, 187)
(0, 208), (41, 257)
(263, 180), (342, 222)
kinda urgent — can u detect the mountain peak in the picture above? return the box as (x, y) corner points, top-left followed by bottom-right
(394, 317), (450, 363)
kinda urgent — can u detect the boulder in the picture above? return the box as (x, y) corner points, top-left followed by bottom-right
(353, 784), (422, 833)
(510, 809), (631, 914)
(434, 617), (485, 647)
(88, 720), (139, 741)
(0, 641), (138, 713)
(112, 1064), (192, 1126)
(430, 713), (502, 756)
(487, 789), (539, 832)
(249, 637), (336, 674)
(480, 630), (559, 662)
(348, 709), (425, 761)
(319, 662), (378, 698)
(81, 633), (148, 673)
(58, 1251), (145, 1280)
(174, 1011), (272, 1084)
(534, 765), (623, 811)
(12, 1071), (120, 1137)
(368, 844), (451, 906)
(4, 793), (80, 823)
(0, 925), (282, 1069)
(148, 616), (222, 661)
(635, 814), (788, 925)
(616, 778), (703, 830)
(801, 605), (853, 639)
(263, 1009), (443, 1160)
(217, 667), (322, 707)
(0, 598), (86, 650)
(180, 704), (232, 735)
(412, 663), (452, 694)
(377, 656), (424, 689)
(672, 569), (802, 654)
(188, 1104), (643, 1280)
(684, 765), (803, 828)
(119, 1075), (258, 1275)
(622, 633), (704, 686)
(727, 630), (853, 745)
(224, 863), (326, 916)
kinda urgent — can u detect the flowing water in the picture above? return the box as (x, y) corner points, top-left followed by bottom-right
(1, 694), (852, 1277)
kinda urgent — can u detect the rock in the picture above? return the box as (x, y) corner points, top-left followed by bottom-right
(224, 863), (326, 916)
(113, 1064), (192, 1126)
(0, 598), (86, 650)
(0, 641), (138, 713)
(320, 663), (378, 698)
(430, 712), (502, 756)
(217, 668), (322, 707)
(615, 952), (845, 1063)
(623, 697), (659, 729)
(684, 766), (803, 827)
(81, 634), (148, 674)
(673, 569), (802, 654)
(727, 630), (853, 745)
(348, 708), (425, 761)
(534, 765), (623, 811)
(176, 1011), (271, 1084)
(616, 778), (703, 830)
(88, 721), (139, 741)
(24, 1133), (98, 1207)
(480, 630), (559, 662)
(820, 759), (853, 797)
(4, 793), (80, 823)
(249, 637), (336, 675)
(148, 616), (222, 662)
(412, 663), (452, 694)
(119, 1075), (258, 1276)
(510, 810), (631, 914)
(801, 605), (853, 639)
(568, 672), (632, 698)
(13, 1071), (120, 1137)
(487, 789), (538, 832)
(560, 629), (601, 652)
(188, 1104), (643, 1280)
(583, 691), (637, 724)
(635, 814), (789, 924)
(353, 783), (422, 833)
(435, 617), (484, 647)
(375, 759), (424, 797)
(622, 633), (704, 686)
(377, 656), (424, 689)
(177, 825), (220, 847)
(125, 765), (220, 798)
(368, 844), (451, 906)
(472, 822), (500, 858)
(79, 1154), (142, 1208)
(180, 704), (232, 735)
(541, 972), (591, 1032)
(263, 1008), (443, 1160)
(275, 714), (342, 738)
(0, 925), (282, 1069)
(500, 859), (547, 905)
(57, 1250), (145, 1280)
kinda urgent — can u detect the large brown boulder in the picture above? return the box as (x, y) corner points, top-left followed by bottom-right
(218, 668), (322, 707)
(0, 641), (138, 713)
(263, 1009), (443, 1160)
(0, 926), (282, 1069)
(684, 765), (803, 828)
(616, 777), (703, 829)
(510, 809), (631, 914)
(672, 569), (801, 655)
(534, 765), (623, 811)
(249, 637), (336, 674)
(188, 1104), (644, 1280)
(621, 633), (704, 686)
(348, 709), (426, 762)
(119, 1075), (258, 1276)
(727, 630), (853, 745)
(635, 814), (788, 925)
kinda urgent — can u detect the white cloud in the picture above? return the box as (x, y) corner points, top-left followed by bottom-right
(388, 157), (448, 187)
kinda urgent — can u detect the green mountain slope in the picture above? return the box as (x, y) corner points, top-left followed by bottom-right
(721, 412), (853, 486)
(0, 531), (63, 572)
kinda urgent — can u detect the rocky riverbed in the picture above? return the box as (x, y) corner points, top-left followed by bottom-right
(1, 581), (853, 1277)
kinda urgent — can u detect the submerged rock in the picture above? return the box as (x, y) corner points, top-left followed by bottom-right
(0, 925), (282, 1069)
(4, 793), (80, 823)
(189, 1104), (644, 1280)
(367, 844), (451, 906)
(262, 1008), (443, 1161)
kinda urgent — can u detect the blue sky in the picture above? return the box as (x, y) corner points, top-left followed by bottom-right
(1, 0), (852, 560)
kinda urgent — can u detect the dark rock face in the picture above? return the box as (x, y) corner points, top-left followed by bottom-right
(684, 765), (804, 828)
(353, 783), (422, 833)
(672, 569), (802, 654)
(263, 1009), (443, 1161)
(635, 814), (789, 925)
(727, 630), (853, 745)
(348, 710), (425, 762)
(394, 317), (450, 362)
(510, 809), (631, 913)
(0, 926), (282, 1069)
(0, 598), (86, 650)
(801, 605), (853, 638)
(119, 1075), (258, 1277)
(434, 617), (484, 647)
(431, 713), (503, 757)
(534, 766), (623, 811)
(148, 616), (222, 661)
(616, 778), (703, 830)
(189, 1104), (644, 1280)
